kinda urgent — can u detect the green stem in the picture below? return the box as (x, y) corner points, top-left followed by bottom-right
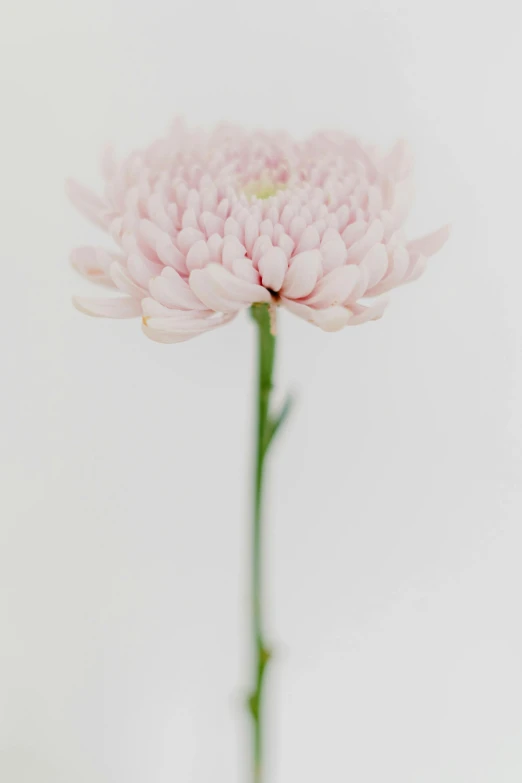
(248, 303), (276, 783)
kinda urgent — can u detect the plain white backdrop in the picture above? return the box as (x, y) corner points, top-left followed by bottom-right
(1, 1), (521, 781)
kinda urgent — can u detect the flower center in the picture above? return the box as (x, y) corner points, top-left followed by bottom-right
(243, 177), (286, 200)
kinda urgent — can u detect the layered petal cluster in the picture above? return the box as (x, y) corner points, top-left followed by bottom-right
(68, 121), (449, 343)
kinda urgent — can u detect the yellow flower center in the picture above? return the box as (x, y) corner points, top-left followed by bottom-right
(243, 178), (286, 200)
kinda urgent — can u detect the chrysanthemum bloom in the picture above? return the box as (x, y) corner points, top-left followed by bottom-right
(67, 121), (449, 343)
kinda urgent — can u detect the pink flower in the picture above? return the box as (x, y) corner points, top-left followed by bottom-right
(67, 121), (449, 343)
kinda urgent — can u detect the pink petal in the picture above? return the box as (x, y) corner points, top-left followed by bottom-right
(312, 306), (353, 332)
(252, 235), (273, 265)
(341, 220), (367, 248)
(141, 298), (210, 319)
(224, 217), (243, 240)
(177, 227), (205, 255)
(390, 179), (414, 226)
(349, 265), (370, 301)
(155, 234), (187, 274)
(336, 205), (351, 232)
(233, 257), (260, 284)
(259, 219), (274, 240)
(321, 240), (348, 273)
(258, 247), (288, 292)
(367, 246), (409, 296)
(73, 295), (142, 319)
(281, 250), (322, 299)
(182, 208), (200, 230)
(186, 239), (211, 272)
(277, 233), (295, 258)
(280, 297), (315, 322)
(306, 265), (360, 308)
(345, 219), (384, 263)
(404, 254), (428, 283)
(407, 224), (451, 257)
(189, 269), (245, 312)
(149, 267), (207, 310)
(204, 264), (271, 304)
(147, 194), (173, 233)
(222, 235), (247, 271)
(65, 179), (109, 231)
(110, 262), (147, 298)
(207, 233), (225, 264)
(296, 225), (321, 253)
(140, 219), (164, 250)
(127, 254), (162, 288)
(359, 244), (389, 289)
(244, 215), (260, 253)
(200, 211), (224, 238)
(70, 247), (114, 286)
(143, 312), (236, 344)
(289, 215), (307, 242)
(380, 139), (412, 178)
(347, 298), (388, 326)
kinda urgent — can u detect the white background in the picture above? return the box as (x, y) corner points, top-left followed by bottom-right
(1, 1), (521, 781)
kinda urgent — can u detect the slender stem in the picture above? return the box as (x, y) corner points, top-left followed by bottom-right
(248, 303), (276, 783)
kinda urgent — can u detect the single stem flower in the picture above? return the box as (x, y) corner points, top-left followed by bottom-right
(67, 120), (449, 782)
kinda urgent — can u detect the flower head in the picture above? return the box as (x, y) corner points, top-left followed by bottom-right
(67, 121), (449, 343)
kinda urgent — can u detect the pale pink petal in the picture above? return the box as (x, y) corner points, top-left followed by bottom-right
(277, 233), (295, 258)
(200, 211), (224, 238)
(258, 247), (288, 292)
(282, 250), (322, 299)
(177, 227), (205, 255)
(182, 208), (200, 230)
(345, 219), (384, 263)
(367, 246), (410, 296)
(110, 262), (147, 298)
(65, 179), (109, 231)
(189, 269), (245, 312)
(244, 215), (260, 254)
(359, 244), (389, 289)
(222, 236), (247, 271)
(127, 254), (162, 288)
(70, 247), (114, 286)
(142, 297), (210, 319)
(347, 298), (388, 326)
(143, 312), (236, 344)
(233, 257), (260, 284)
(296, 225), (321, 253)
(204, 264), (272, 304)
(155, 234), (187, 274)
(186, 239), (211, 272)
(305, 265), (360, 308)
(407, 224), (451, 257)
(207, 233), (225, 264)
(280, 297), (315, 322)
(341, 220), (367, 247)
(404, 254), (428, 283)
(321, 240), (348, 273)
(139, 218), (168, 250)
(390, 179), (414, 226)
(380, 139), (412, 179)
(252, 235), (273, 266)
(73, 295), (142, 319)
(224, 217), (243, 240)
(259, 219), (274, 240)
(312, 306), (353, 332)
(149, 267), (207, 310)
(348, 265), (370, 301)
